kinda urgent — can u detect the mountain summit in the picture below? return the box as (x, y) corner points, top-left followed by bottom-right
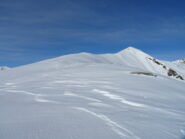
(117, 46), (149, 56)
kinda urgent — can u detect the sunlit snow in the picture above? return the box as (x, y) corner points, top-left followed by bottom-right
(0, 47), (185, 139)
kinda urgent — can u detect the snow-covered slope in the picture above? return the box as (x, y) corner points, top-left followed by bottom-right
(0, 66), (9, 71)
(5, 47), (183, 81)
(171, 59), (185, 75)
(0, 47), (185, 139)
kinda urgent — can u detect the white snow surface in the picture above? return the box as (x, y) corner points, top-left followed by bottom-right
(0, 66), (9, 71)
(0, 47), (185, 139)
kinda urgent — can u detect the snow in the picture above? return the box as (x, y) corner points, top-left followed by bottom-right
(0, 47), (185, 139)
(0, 66), (9, 71)
(166, 60), (185, 76)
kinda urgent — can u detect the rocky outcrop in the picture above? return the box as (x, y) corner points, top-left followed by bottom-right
(148, 58), (184, 80)
(168, 69), (184, 80)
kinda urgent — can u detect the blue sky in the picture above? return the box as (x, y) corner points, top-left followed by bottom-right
(0, 0), (185, 67)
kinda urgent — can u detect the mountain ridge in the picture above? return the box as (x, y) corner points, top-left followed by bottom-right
(7, 47), (184, 81)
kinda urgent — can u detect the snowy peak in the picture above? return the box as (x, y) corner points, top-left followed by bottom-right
(116, 47), (184, 80)
(114, 47), (155, 71)
(115, 47), (153, 67)
(117, 47), (151, 58)
(118, 46), (145, 53)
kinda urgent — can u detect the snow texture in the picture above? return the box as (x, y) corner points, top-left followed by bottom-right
(0, 47), (185, 139)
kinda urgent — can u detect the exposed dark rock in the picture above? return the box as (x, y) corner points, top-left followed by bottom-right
(168, 69), (178, 76)
(168, 69), (184, 80)
(147, 57), (184, 81)
(131, 72), (157, 77)
(176, 75), (184, 80)
(153, 59), (163, 65)
(148, 58), (164, 67)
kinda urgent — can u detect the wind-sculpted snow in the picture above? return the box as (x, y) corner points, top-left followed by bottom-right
(92, 89), (145, 107)
(74, 107), (142, 139)
(0, 47), (185, 139)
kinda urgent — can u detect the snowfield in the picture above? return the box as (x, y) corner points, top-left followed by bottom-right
(0, 47), (185, 139)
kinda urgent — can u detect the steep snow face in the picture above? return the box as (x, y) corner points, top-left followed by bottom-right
(114, 47), (163, 72)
